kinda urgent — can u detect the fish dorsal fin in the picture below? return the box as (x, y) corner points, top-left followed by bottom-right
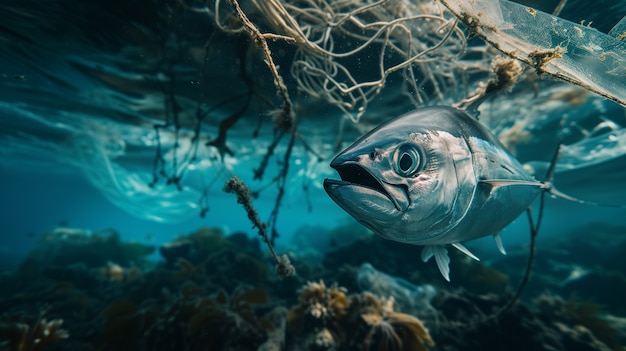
(421, 245), (451, 281)
(493, 232), (507, 255)
(451, 242), (480, 261)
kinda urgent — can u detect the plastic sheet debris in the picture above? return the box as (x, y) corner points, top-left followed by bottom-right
(357, 262), (437, 318)
(441, 0), (626, 108)
(609, 14), (626, 39)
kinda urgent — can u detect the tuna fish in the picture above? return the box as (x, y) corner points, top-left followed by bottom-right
(324, 106), (618, 280)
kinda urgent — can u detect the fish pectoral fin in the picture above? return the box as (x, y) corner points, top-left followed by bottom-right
(480, 179), (546, 189)
(421, 245), (451, 282)
(493, 232), (507, 255)
(451, 242), (480, 261)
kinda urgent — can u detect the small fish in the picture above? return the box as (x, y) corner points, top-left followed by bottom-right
(324, 106), (603, 281)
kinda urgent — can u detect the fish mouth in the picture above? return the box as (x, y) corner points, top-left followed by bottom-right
(324, 162), (408, 212)
(334, 163), (388, 195)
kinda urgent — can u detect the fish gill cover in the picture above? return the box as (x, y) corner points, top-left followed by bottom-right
(1, 0), (626, 350)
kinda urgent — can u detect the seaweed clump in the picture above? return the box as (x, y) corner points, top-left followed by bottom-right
(287, 280), (434, 351)
(429, 289), (622, 351)
(0, 308), (69, 351)
(157, 227), (270, 292)
(223, 176), (295, 278)
(159, 226), (262, 266)
(100, 284), (272, 351)
(534, 293), (623, 351)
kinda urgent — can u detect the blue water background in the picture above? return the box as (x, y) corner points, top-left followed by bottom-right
(1, 0), (625, 274)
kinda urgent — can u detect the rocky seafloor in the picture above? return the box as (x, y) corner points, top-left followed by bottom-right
(1, 222), (625, 351)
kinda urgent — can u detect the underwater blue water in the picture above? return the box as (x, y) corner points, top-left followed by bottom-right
(0, 0), (623, 272)
(1, 0), (626, 350)
(0, 162), (346, 266)
(0, 0), (624, 261)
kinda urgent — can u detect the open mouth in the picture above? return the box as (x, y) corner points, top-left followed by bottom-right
(335, 164), (387, 193)
(325, 161), (411, 212)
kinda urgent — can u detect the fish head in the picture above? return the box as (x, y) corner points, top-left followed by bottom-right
(324, 107), (475, 244)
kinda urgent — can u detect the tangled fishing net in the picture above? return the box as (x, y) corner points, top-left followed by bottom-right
(194, 0), (626, 120)
(203, 0), (475, 122)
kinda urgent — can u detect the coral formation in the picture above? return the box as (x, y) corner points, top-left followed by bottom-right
(0, 309), (69, 351)
(0, 224), (623, 351)
(288, 280), (349, 349)
(355, 295), (434, 351)
(287, 280), (434, 351)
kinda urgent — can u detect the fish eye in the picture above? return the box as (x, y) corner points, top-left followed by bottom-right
(393, 144), (421, 176)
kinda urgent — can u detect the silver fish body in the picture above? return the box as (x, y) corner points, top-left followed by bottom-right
(324, 106), (542, 280)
